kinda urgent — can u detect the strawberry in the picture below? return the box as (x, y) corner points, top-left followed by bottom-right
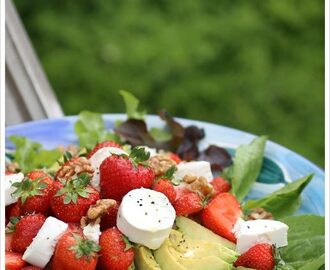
(22, 266), (43, 270)
(12, 170), (56, 215)
(87, 141), (122, 158)
(5, 233), (13, 251)
(168, 152), (182, 164)
(100, 147), (154, 201)
(100, 201), (120, 231)
(5, 251), (27, 270)
(6, 203), (21, 220)
(234, 243), (275, 270)
(52, 232), (100, 270)
(153, 179), (177, 204)
(201, 192), (242, 242)
(12, 214), (46, 253)
(99, 227), (134, 270)
(211, 177), (231, 195)
(173, 191), (203, 216)
(51, 174), (100, 223)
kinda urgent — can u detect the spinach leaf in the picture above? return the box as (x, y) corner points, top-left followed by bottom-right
(223, 136), (267, 202)
(279, 215), (325, 270)
(9, 136), (62, 173)
(243, 174), (313, 219)
(119, 90), (146, 120)
(74, 111), (119, 149)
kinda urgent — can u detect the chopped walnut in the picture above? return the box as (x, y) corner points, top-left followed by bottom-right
(6, 162), (20, 173)
(183, 174), (214, 198)
(81, 199), (117, 227)
(57, 157), (94, 180)
(247, 207), (274, 220)
(149, 154), (176, 177)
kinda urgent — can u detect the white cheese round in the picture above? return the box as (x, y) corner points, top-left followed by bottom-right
(117, 188), (176, 250)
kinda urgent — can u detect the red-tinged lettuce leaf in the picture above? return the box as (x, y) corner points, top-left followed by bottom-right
(114, 119), (156, 148)
(197, 145), (232, 171)
(176, 125), (205, 161)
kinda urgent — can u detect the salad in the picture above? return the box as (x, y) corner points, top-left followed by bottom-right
(4, 91), (325, 270)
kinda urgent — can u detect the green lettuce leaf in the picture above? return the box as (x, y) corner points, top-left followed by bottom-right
(9, 136), (62, 173)
(119, 90), (146, 120)
(223, 136), (267, 202)
(279, 215), (325, 270)
(243, 174), (313, 219)
(74, 111), (119, 149)
(149, 127), (172, 142)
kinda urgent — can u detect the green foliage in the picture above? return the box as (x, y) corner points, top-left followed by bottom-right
(224, 136), (267, 202)
(279, 215), (325, 270)
(14, 0), (324, 166)
(243, 174), (313, 219)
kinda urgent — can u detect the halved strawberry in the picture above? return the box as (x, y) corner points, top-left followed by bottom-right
(99, 227), (134, 270)
(201, 192), (242, 242)
(234, 243), (275, 270)
(173, 191), (203, 216)
(13, 171), (56, 215)
(5, 251), (27, 270)
(211, 177), (231, 196)
(87, 141), (122, 159)
(153, 179), (177, 204)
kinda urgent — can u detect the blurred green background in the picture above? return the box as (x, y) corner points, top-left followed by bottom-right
(14, 0), (324, 166)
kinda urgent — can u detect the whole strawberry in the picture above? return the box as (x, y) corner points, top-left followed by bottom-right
(22, 266), (43, 270)
(51, 173), (100, 223)
(5, 251), (27, 270)
(234, 243), (275, 270)
(52, 232), (100, 270)
(211, 177), (231, 196)
(12, 171), (56, 215)
(87, 141), (122, 158)
(173, 191), (203, 216)
(11, 214), (46, 253)
(100, 147), (154, 201)
(153, 179), (177, 204)
(99, 227), (134, 270)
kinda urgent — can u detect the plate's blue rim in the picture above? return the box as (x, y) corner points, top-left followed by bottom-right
(6, 114), (324, 176)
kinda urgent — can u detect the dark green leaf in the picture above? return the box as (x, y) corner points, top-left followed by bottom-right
(223, 136), (267, 202)
(243, 174), (313, 219)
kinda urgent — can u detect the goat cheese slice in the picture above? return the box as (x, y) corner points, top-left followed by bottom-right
(174, 161), (214, 182)
(234, 219), (288, 254)
(5, 172), (24, 206)
(23, 217), (68, 268)
(83, 223), (101, 244)
(89, 147), (127, 190)
(117, 188), (176, 250)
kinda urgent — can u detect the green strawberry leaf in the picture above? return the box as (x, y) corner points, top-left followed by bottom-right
(223, 136), (267, 202)
(119, 90), (146, 120)
(70, 233), (101, 259)
(242, 174), (313, 219)
(129, 146), (150, 164)
(162, 165), (177, 180)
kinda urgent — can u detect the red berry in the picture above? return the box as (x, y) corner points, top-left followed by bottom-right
(173, 192), (203, 216)
(153, 179), (176, 204)
(5, 251), (27, 270)
(99, 227), (134, 270)
(12, 214), (46, 253)
(51, 180), (100, 223)
(211, 177), (231, 195)
(15, 171), (56, 216)
(100, 155), (154, 201)
(168, 152), (182, 164)
(100, 201), (120, 231)
(234, 243), (275, 270)
(88, 141), (122, 159)
(5, 233), (13, 251)
(52, 232), (100, 270)
(6, 203), (21, 220)
(22, 266), (43, 270)
(201, 193), (242, 242)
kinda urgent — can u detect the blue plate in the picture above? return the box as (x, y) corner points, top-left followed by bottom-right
(5, 114), (325, 216)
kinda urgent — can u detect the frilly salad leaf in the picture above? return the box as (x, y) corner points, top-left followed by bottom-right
(9, 136), (62, 173)
(279, 215), (325, 270)
(243, 174), (313, 219)
(223, 136), (267, 202)
(74, 111), (120, 149)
